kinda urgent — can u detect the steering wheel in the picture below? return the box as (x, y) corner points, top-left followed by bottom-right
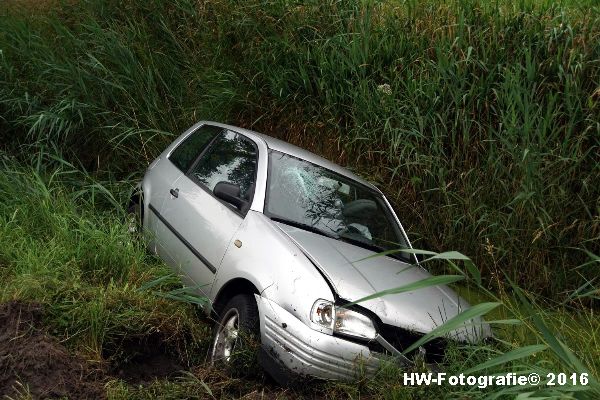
(342, 199), (377, 218)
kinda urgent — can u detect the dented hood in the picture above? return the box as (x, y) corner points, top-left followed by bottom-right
(274, 222), (490, 342)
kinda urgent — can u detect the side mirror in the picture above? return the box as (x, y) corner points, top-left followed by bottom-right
(213, 181), (247, 210)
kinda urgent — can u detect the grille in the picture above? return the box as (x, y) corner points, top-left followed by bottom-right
(372, 324), (448, 364)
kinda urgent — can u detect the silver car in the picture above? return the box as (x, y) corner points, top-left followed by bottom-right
(130, 121), (489, 383)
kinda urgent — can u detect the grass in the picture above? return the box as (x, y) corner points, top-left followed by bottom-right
(0, 0), (599, 398)
(0, 155), (597, 399)
(1, 0), (598, 295)
(0, 155), (208, 362)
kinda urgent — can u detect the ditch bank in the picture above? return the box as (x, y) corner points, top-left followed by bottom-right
(0, 301), (188, 399)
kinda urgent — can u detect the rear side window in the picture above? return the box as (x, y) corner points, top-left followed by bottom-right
(169, 125), (222, 172)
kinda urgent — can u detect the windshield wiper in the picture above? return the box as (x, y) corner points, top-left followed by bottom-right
(269, 217), (338, 239)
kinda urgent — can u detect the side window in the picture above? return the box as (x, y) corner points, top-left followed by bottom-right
(189, 130), (257, 201)
(169, 125), (222, 172)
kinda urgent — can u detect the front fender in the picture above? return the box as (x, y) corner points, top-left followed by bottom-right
(211, 211), (335, 331)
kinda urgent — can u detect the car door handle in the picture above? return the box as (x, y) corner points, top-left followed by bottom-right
(169, 188), (179, 198)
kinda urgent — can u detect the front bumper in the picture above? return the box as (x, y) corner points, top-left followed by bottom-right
(254, 295), (386, 382)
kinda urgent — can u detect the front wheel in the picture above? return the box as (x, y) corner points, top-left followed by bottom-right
(210, 294), (260, 370)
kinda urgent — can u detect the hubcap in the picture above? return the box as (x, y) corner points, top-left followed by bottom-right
(211, 309), (240, 364)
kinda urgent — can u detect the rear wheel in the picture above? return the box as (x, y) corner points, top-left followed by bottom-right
(210, 294), (260, 369)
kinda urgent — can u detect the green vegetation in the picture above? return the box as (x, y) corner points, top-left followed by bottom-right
(2, 0), (598, 294)
(0, 0), (598, 398)
(0, 157), (208, 360)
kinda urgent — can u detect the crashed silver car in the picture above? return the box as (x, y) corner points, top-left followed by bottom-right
(130, 121), (490, 383)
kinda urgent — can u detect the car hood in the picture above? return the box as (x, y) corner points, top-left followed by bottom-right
(274, 222), (490, 342)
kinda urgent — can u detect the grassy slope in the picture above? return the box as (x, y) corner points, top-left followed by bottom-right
(0, 157), (208, 360)
(0, 159), (598, 398)
(1, 0), (598, 295)
(0, 0), (599, 398)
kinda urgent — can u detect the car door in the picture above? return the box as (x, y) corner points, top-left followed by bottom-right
(157, 129), (258, 297)
(146, 124), (221, 261)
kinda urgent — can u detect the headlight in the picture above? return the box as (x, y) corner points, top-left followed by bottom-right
(310, 299), (377, 340)
(335, 308), (377, 340)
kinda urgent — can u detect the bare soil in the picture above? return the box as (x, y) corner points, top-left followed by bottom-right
(0, 301), (195, 398)
(104, 333), (186, 383)
(0, 301), (311, 399)
(0, 300), (106, 399)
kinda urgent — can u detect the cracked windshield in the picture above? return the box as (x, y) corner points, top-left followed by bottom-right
(266, 151), (410, 261)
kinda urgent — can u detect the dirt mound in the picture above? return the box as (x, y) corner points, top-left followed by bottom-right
(105, 333), (186, 384)
(0, 301), (106, 399)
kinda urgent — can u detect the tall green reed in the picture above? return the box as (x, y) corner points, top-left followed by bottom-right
(0, 0), (598, 296)
(350, 249), (599, 399)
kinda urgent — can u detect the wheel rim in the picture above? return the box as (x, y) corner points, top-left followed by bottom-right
(211, 309), (240, 364)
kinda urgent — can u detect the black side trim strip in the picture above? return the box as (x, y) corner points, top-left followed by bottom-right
(148, 203), (217, 274)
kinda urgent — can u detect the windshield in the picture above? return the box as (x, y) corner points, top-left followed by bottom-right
(265, 151), (411, 262)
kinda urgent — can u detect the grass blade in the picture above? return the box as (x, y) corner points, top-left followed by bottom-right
(463, 344), (548, 375)
(403, 302), (500, 354)
(342, 275), (465, 308)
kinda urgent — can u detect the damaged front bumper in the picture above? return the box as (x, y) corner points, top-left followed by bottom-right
(255, 295), (397, 383)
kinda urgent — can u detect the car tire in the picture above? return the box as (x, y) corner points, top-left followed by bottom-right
(210, 294), (260, 370)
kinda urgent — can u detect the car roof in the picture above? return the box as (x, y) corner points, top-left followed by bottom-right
(201, 121), (379, 191)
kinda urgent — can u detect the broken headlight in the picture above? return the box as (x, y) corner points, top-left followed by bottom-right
(310, 299), (376, 340)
